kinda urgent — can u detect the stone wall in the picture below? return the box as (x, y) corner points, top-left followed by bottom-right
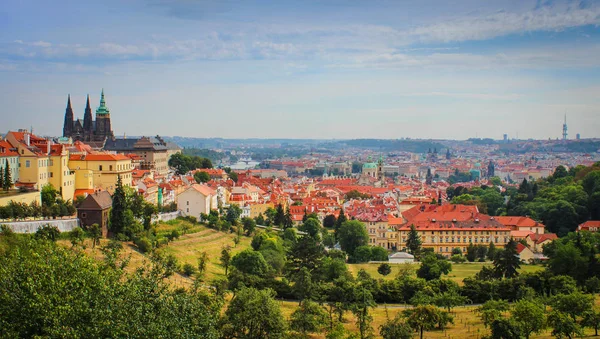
(1, 218), (79, 233)
(152, 211), (181, 223)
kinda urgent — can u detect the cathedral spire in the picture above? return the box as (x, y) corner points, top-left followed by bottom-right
(96, 89), (110, 115)
(63, 94), (74, 137)
(83, 94), (93, 132)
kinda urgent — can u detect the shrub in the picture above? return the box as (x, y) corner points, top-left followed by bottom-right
(451, 255), (466, 263)
(134, 237), (153, 253)
(182, 263), (197, 277)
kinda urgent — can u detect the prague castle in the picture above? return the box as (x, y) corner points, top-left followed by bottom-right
(63, 90), (114, 144)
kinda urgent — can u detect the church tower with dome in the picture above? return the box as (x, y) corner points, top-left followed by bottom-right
(62, 89), (114, 144)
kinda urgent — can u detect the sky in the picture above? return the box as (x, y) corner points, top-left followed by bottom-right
(1, 0), (600, 140)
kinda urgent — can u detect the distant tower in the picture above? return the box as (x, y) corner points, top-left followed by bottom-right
(445, 148), (451, 160)
(83, 94), (93, 133)
(62, 95), (74, 137)
(425, 168), (433, 185)
(503, 134), (508, 142)
(562, 114), (568, 140)
(487, 160), (495, 178)
(576, 133), (581, 140)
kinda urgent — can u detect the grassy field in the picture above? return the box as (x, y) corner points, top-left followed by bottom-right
(347, 262), (545, 285)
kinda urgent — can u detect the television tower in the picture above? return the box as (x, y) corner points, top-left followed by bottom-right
(562, 114), (568, 140)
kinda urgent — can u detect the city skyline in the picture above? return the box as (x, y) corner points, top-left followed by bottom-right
(2, 0), (600, 139)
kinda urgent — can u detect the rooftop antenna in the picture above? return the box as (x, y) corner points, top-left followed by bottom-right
(562, 113), (568, 140)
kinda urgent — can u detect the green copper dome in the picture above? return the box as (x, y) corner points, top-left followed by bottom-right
(363, 163), (377, 169)
(96, 89), (110, 115)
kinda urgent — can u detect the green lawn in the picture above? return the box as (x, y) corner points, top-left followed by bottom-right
(348, 262), (544, 284)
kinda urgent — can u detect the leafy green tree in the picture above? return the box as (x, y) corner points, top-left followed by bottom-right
(194, 170), (211, 183)
(379, 312), (414, 339)
(548, 310), (582, 339)
(255, 213), (265, 225)
(404, 305), (442, 339)
(553, 165), (569, 179)
(477, 300), (510, 328)
(87, 223), (102, 248)
(41, 184), (58, 207)
(493, 238), (520, 279)
(416, 252), (452, 281)
(290, 300), (328, 338)
(274, 204), (285, 227)
(371, 246), (389, 261)
(287, 235), (325, 273)
(223, 287), (286, 339)
(352, 245), (373, 263)
(550, 291), (593, 321)
(512, 299), (546, 339)
(406, 224), (422, 259)
(220, 245), (232, 275)
(433, 291), (468, 312)
(338, 220), (369, 256)
(283, 207), (294, 229)
(292, 267), (314, 303)
(229, 171), (238, 183)
(225, 204), (242, 225)
(69, 227), (85, 247)
(351, 286), (376, 339)
(582, 309), (600, 336)
(377, 263), (392, 276)
(35, 224), (60, 242)
(231, 249), (270, 276)
(300, 217), (322, 239)
(490, 318), (521, 339)
(241, 217), (256, 236)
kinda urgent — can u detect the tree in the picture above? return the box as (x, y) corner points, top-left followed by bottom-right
(194, 171), (210, 183)
(241, 217), (256, 236)
(3, 161), (11, 191)
(493, 238), (520, 279)
(417, 252), (452, 281)
(406, 225), (422, 259)
(299, 218), (322, 239)
(490, 318), (521, 339)
(378, 263), (392, 276)
(404, 305), (441, 339)
(323, 214), (337, 228)
(351, 286), (376, 339)
(334, 208), (347, 240)
(379, 312), (414, 339)
(109, 175), (127, 237)
(225, 204), (242, 225)
(35, 224), (60, 242)
(197, 251), (209, 276)
(41, 184), (58, 207)
(466, 243), (477, 262)
(487, 242), (497, 261)
(433, 291), (468, 312)
(220, 245), (232, 275)
(371, 246), (388, 261)
(283, 207), (294, 230)
(352, 246), (373, 263)
(231, 249), (270, 276)
(255, 213), (265, 226)
(477, 300), (510, 328)
(223, 287), (286, 339)
(88, 223), (102, 248)
(337, 220), (369, 256)
(550, 292), (593, 321)
(548, 311), (582, 339)
(292, 267), (314, 303)
(582, 309), (600, 336)
(553, 165), (569, 179)
(511, 299), (546, 339)
(69, 227), (85, 247)
(290, 300), (327, 338)
(274, 204), (285, 227)
(229, 171), (238, 183)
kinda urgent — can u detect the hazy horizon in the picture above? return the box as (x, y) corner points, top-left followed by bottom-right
(2, 0), (600, 140)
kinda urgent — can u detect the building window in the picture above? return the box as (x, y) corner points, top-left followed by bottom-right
(99, 165), (103, 171)
(187, 201), (189, 206)
(26, 160), (30, 168)
(110, 165), (113, 171)
(81, 213), (87, 218)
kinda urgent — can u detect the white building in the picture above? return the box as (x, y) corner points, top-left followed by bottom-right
(388, 252), (415, 264)
(178, 184), (218, 220)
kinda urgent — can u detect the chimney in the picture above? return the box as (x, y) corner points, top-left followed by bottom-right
(25, 133), (30, 147)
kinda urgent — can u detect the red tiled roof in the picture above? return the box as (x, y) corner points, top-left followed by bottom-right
(70, 153), (130, 161)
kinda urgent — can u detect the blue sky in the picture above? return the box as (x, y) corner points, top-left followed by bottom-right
(1, 0), (599, 139)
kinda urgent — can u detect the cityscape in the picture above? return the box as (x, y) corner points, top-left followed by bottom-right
(2, 1), (600, 338)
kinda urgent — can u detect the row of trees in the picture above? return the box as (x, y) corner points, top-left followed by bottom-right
(0, 184), (76, 220)
(168, 153), (213, 175)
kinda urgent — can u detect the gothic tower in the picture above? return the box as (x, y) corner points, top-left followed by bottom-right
(83, 94), (93, 132)
(94, 89), (113, 141)
(487, 160), (495, 178)
(62, 95), (74, 137)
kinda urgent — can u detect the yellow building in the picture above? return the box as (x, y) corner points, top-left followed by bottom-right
(5, 131), (75, 201)
(0, 191), (41, 207)
(69, 153), (133, 196)
(397, 222), (511, 257)
(249, 203), (274, 219)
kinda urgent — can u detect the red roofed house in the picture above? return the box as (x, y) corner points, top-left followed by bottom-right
(516, 243), (535, 262)
(178, 184), (218, 220)
(578, 221), (600, 232)
(526, 233), (558, 253)
(495, 216), (545, 234)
